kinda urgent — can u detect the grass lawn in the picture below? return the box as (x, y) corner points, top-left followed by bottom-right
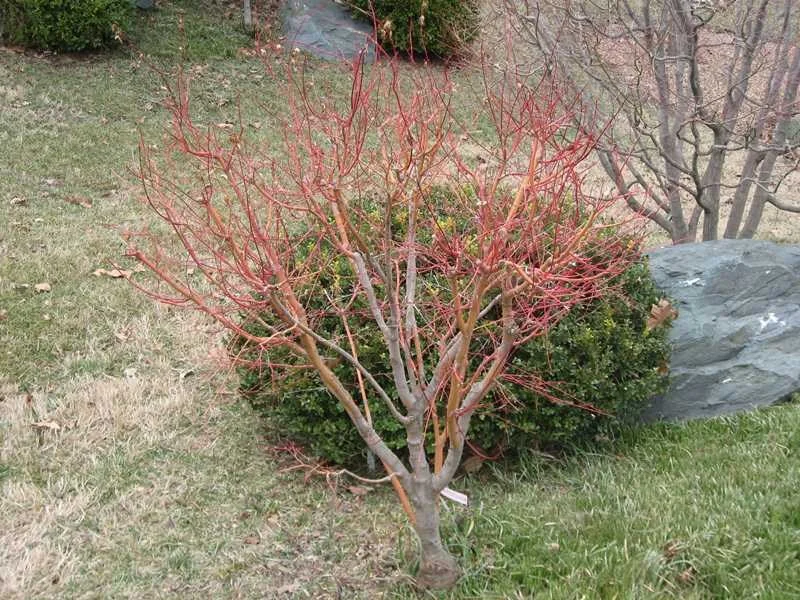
(2, 1), (799, 598)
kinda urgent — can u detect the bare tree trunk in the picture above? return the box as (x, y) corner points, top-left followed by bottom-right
(243, 0), (253, 32)
(700, 142), (726, 241)
(741, 46), (800, 237)
(409, 481), (460, 589)
(724, 150), (764, 238)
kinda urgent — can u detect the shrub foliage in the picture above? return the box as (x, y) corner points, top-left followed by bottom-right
(1, 0), (131, 52)
(348, 0), (479, 58)
(239, 191), (671, 468)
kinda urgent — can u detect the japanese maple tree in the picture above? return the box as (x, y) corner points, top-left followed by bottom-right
(129, 52), (641, 589)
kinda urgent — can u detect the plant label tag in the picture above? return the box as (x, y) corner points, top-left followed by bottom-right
(440, 487), (469, 506)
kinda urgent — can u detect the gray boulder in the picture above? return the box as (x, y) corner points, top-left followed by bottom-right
(643, 239), (800, 421)
(280, 0), (376, 62)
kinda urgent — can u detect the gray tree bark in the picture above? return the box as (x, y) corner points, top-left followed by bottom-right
(502, 0), (800, 243)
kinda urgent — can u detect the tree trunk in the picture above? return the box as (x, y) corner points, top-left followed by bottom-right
(242, 0), (252, 32)
(409, 483), (461, 590)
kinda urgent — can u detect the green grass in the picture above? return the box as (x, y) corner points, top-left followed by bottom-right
(0, 0), (284, 387)
(2, 2), (800, 598)
(389, 402), (800, 599)
(127, 0), (255, 60)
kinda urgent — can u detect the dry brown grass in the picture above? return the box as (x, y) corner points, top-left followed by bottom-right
(0, 309), (408, 598)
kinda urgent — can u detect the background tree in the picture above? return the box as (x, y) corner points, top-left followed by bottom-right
(129, 53), (640, 589)
(503, 0), (800, 243)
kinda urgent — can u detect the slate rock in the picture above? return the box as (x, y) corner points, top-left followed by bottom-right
(643, 239), (800, 421)
(280, 0), (376, 62)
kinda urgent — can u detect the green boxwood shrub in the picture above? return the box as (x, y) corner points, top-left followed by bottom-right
(1, 0), (131, 52)
(238, 190), (672, 470)
(348, 0), (480, 58)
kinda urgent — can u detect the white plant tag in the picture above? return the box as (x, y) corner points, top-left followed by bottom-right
(440, 487), (469, 506)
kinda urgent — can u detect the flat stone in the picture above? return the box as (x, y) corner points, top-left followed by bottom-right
(643, 239), (800, 421)
(280, 0), (376, 62)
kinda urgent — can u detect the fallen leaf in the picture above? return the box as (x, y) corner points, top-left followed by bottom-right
(93, 268), (132, 279)
(114, 331), (129, 341)
(276, 583), (300, 594)
(123, 367), (137, 379)
(132, 264), (147, 273)
(34, 282), (51, 293)
(547, 542), (560, 552)
(65, 195), (93, 209)
(44, 177), (63, 187)
(646, 298), (677, 331)
(243, 534), (261, 545)
(663, 540), (681, 560)
(0, 309), (6, 321)
(347, 485), (371, 496)
(9, 196), (26, 206)
(32, 420), (61, 431)
(677, 566), (695, 584)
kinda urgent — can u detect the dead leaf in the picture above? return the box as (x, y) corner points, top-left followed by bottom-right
(547, 542), (560, 552)
(347, 485), (371, 496)
(44, 177), (63, 187)
(677, 566), (695, 584)
(646, 298), (677, 331)
(132, 264), (147, 273)
(9, 196), (26, 206)
(243, 534), (261, 545)
(65, 195), (93, 209)
(34, 282), (51, 293)
(114, 331), (129, 341)
(93, 268), (132, 279)
(663, 540), (681, 560)
(32, 420), (61, 431)
(123, 367), (137, 379)
(276, 583), (300, 594)
(0, 309), (6, 321)
(462, 455), (485, 474)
